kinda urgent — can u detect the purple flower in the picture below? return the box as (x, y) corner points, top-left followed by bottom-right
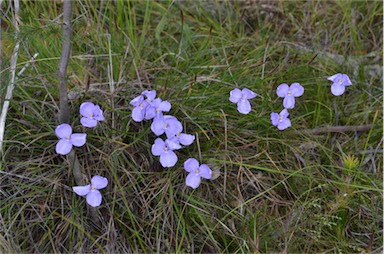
(72, 175), (108, 207)
(184, 158), (212, 189)
(130, 95), (149, 122)
(270, 108), (291, 130)
(130, 91), (165, 122)
(229, 88), (257, 114)
(276, 83), (304, 109)
(151, 138), (181, 167)
(80, 102), (105, 127)
(327, 73), (352, 96)
(151, 115), (182, 138)
(55, 124), (86, 155)
(144, 98), (171, 120)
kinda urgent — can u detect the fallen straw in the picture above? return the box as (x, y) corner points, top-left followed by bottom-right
(0, 52), (39, 157)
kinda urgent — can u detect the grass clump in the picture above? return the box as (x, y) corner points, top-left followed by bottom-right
(0, 0), (382, 253)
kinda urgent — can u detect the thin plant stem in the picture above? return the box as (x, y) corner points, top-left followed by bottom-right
(0, 0), (20, 157)
(0, 53), (38, 156)
(107, 33), (115, 129)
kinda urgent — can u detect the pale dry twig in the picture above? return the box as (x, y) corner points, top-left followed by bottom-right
(0, 0), (21, 157)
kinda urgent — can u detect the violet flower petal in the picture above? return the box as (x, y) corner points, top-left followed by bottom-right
(144, 106), (156, 120)
(198, 164), (212, 179)
(184, 158), (199, 173)
(276, 83), (289, 97)
(70, 133), (87, 147)
(56, 139), (73, 155)
(168, 136), (181, 147)
(163, 115), (178, 121)
(81, 117), (98, 128)
(242, 88), (257, 99)
(93, 105), (105, 121)
(160, 150), (178, 168)
(91, 176), (108, 190)
(327, 73), (340, 82)
(277, 118), (291, 130)
(80, 102), (95, 117)
(165, 118), (183, 139)
(283, 96), (295, 109)
(186, 172), (201, 189)
(237, 99), (251, 114)
(142, 90), (156, 102)
(229, 88), (242, 103)
(55, 124), (72, 139)
(86, 190), (102, 207)
(151, 117), (166, 136)
(165, 139), (181, 150)
(342, 74), (352, 86)
(151, 138), (165, 156)
(73, 185), (91, 196)
(179, 133), (195, 146)
(290, 83), (304, 97)
(270, 112), (280, 126)
(132, 106), (146, 122)
(152, 98), (162, 106)
(173, 120), (183, 135)
(331, 83), (346, 96)
(280, 108), (289, 118)
(158, 101), (171, 112)
(130, 95), (144, 107)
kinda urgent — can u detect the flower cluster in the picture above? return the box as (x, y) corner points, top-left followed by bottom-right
(270, 82), (304, 130)
(130, 90), (170, 122)
(56, 71), (352, 204)
(131, 90), (212, 188)
(55, 102), (107, 207)
(55, 102), (105, 155)
(268, 74), (352, 130)
(130, 90), (195, 168)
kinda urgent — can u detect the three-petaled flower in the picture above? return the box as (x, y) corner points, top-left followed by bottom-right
(55, 124), (87, 155)
(229, 88), (257, 114)
(270, 108), (291, 130)
(72, 175), (108, 207)
(184, 158), (212, 189)
(130, 90), (196, 168)
(276, 83), (304, 109)
(151, 138), (181, 167)
(327, 73), (352, 96)
(80, 102), (105, 127)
